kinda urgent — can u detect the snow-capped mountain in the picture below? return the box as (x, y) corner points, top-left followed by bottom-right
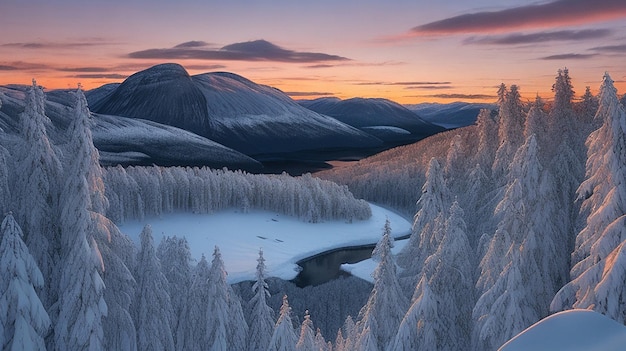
(406, 101), (497, 129)
(0, 85), (261, 169)
(89, 63), (383, 158)
(299, 97), (445, 144)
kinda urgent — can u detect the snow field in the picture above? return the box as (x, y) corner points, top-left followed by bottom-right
(119, 203), (411, 284)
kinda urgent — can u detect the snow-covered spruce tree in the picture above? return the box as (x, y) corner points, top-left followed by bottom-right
(296, 310), (316, 351)
(156, 235), (192, 347)
(314, 328), (328, 351)
(552, 73), (626, 323)
(12, 79), (62, 308)
(268, 295), (298, 351)
(391, 275), (439, 351)
(227, 284), (248, 351)
(54, 87), (109, 351)
(473, 245), (539, 350)
(397, 158), (450, 290)
(578, 86), (599, 126)
(176, 255), (210, 351)
(473, 108), (498, 175)
(354, 219), (408, 350)
(0, 144), (10, 219)
(524, 96), (547, 149)
(492, 84), (525, 182)
(132, 225), (175, 351)
(337, 315), (356, 351)
(422, 201), (475, 349)
(0, 213), (50, 351)
(205, 246), (248, 351)
(248, 249), (275, 351)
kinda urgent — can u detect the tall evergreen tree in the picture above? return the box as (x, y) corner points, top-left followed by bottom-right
(177, 255), (210, 351)
(354, 219), (408, 350)
(132, 225), (175, 351)
(296, 310), (316, 351)
(268, 295), (298, 351)
(248, 249), (275, 351)
(493, 84), (525, 181)
(552, 73), (626, 323)
(398, 158), (450, 289)
(391, 275), (439, 351)
(0, 213), (50, 351)
(54, 87), (108, 351)
(13, 79), (62, 308)
(157, 235), (192, 347)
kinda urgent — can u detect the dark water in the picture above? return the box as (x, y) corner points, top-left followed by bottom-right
(291, 245), (376, 287)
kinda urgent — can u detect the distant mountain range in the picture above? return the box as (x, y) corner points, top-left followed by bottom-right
(405, 102), (497, 129)
(298, 97), (444, 146)
(0, 63), (480, 172)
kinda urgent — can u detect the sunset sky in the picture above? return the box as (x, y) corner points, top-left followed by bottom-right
(1, 0), (625, 104)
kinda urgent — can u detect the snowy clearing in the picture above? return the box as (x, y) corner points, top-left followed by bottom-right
(498, 309), (626, 351)
(118, 203), (410, 284)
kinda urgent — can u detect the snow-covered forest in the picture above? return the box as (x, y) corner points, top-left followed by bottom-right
(1, 68), (626, 351)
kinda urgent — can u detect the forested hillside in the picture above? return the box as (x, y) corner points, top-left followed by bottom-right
(318, 69), (626, 349)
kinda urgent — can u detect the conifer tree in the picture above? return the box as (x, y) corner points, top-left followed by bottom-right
(354, 219), (407, 350)
(248, 249), (275, 351)
(552, 73), (626, 323)
(132, 225), (175, 351)
(0, 213), (50, 351)
(13, 79), (62, 308)
(296, 310), (316, 351)
(268, 295), (298, 351)
(157, 235), (192, 346)
(391, 275), (439, 351)
(206, 246), (231, 351)
(55, 87), (108, 351)
(177, 255), (210, 351)
(398, 158), (450, 289)
(493, 84), (525, 181)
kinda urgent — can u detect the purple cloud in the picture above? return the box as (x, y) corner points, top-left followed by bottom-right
(540, 53), (598, 60)
(410, 0), (626, 35)
(465, 29), (612, 45)
(128, 39), (350, 63)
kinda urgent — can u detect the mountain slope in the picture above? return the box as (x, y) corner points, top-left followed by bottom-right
(299, 97), (445, 144)
(0, 85), (261, 169)
(90, 64), (382, 157)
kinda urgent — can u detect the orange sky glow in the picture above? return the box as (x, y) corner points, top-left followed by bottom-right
(1, 0), (625, 104)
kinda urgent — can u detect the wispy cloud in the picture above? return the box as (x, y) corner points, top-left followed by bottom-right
(0, 61), (51, 70)
(1, 39), (115, 49)
(56, 67), (113, 73)
(408, 0), (626, 36)
(539, 53), (598, 60)
(410, 93), (496, 100)
(128, 39), (350, 63)
(69, 73), (128, 79)
(404, 85), (454, 90)
(465, 28), (612, 45)
(590, 44), (626, 53)
(303, 61), (405, 69)
(354, 81), (451, 86)
(284, 91), (335, 97)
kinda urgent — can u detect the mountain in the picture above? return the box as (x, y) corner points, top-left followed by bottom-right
(89, 64), (382, 159)
(0, 85), (261, 170)
(405, 101), (497, 129)
(298, 97), (445, 144)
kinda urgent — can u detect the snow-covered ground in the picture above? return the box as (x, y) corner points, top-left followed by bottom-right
(118, 203), (410, 284)
(341, 238), (409, 283)
(498, 309), (626, 351)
